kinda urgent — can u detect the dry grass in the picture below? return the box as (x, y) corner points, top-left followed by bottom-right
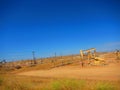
(2, 52), (116, 74)
(0, 52), (119, 90)
(0, 74), (120, 90)
(0, 74), (50, 90)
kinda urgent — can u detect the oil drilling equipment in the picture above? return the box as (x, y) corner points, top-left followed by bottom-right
(115, 49), (120, 60)
(80, 48), (105, 65)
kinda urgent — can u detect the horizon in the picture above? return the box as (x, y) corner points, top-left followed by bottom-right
(1, 50), (116, 62)
(0, 0), (120, 61)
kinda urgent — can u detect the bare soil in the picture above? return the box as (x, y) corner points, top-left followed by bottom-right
(17, 62), (120, 81)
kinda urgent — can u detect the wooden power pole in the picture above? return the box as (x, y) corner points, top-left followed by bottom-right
(32, 51), (37, 64)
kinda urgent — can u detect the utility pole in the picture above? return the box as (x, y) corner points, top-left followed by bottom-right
(54, 52), (56, 61)
(55, 52), (56, 58)
(32, 51), (37, 64)
(53, 52), (56, 67)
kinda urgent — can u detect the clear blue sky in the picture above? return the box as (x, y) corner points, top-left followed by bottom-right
(0, 0), (120, 61)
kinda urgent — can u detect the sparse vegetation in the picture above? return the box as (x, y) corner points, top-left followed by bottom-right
(0, 52), (120, 90)
(44, 79), (120, 90)
(46, 79), (86, 90)
(0, 75), (119, 90)
(15, 65), (22, 69)
(0, 75), (48, 90)
(0, 76), (3, 86)
(95, 82), (115, 90)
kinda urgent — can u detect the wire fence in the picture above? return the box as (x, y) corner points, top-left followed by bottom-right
(0, 53), (82, 70)
(0, 51), (119, 71)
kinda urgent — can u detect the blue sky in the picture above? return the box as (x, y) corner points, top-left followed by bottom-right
(0, 0), (120, 61)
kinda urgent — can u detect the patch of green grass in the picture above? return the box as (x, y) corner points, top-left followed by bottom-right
(45, 79), (86, 90)
(94, 82), (116, 90)
(50, 81), (63, 90)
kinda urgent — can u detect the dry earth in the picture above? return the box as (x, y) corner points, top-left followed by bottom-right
(18, 62), (120, 81)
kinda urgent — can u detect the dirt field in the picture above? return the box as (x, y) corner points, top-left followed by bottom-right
(18, 62), (120, 81)
(1, 52), (120, 90)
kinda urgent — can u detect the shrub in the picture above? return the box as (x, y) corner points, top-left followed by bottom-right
(15, 65), (22, 69)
